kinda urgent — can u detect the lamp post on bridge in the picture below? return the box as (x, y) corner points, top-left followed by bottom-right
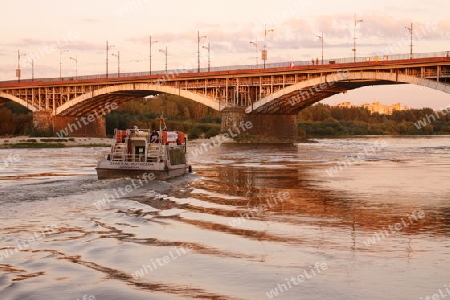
(202, 42), (211, 72)
(70, 56), (78, 79)
(405, 23), (413, 59)
(197, 31), (207, 72)
(111, 51), (120, 78)
(263, 24), (274, 69)
(352, 14), (363, 63)
(316, 32), (324, 65)
(30, 58), (34, 81)
(250, 40), (258, 68)
(149, 36), (158, 75)
(106, 41), (115, 78)
(159, 47), (167, 74)
(17, 50), (27, 83)
(59, 49), (69, 80)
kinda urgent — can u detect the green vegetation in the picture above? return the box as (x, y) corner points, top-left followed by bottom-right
(298, 103), (450, 137)
(2, 95), (450, 140)
(0, 102), (33, 136)
(40, 138), (70, 142)
(0, 95), (222, 139)
(105, 94), (221, 138)
(11, 142), (66, 148)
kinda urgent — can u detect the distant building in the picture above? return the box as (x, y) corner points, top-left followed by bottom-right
(362, 102), (408, 115)
(334, 102), (354, 108)
(333, 101), (408, 115)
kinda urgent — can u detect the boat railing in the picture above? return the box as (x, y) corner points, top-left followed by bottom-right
(126, 128), (152, 138)
(110, 153), (162, 163)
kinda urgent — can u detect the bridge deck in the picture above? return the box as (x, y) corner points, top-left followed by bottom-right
(0, 53), (449, 116)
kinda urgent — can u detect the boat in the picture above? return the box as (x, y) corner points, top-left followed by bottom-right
(96, 116), (192, 180)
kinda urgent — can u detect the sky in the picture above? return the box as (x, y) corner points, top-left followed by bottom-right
(1, 0), (449, 109)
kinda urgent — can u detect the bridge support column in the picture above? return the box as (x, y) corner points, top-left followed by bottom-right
(221, 107), (298, 142)
(53, 116), (106, 137)
(32, 110), (54, 134)
(32, 112), (107, 137)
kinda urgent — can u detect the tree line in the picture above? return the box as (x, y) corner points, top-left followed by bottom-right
(0, 102), (33, 136)
(298, 103), (450, 137)
(1, 97), (449, 138)
(105, 94), (222, 139)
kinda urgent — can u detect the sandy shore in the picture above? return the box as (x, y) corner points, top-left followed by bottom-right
(0, 136), (232, 149)
(0, 136), (111, 148)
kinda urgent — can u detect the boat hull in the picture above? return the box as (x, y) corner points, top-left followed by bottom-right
(96, 160), (189, 180)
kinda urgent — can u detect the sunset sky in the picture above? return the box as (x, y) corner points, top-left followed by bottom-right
(1, 0), (449, 108)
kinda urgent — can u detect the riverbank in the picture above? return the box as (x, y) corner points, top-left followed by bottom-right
(0, 136), (111, 148)
(0, 134), (314, 149)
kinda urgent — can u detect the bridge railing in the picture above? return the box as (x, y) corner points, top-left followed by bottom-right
(330, 51), (450, 64)
(1, 51), (449, 85)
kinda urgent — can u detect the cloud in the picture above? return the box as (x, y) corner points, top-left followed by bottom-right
(2, 7), (449, 81)
(312, 14), (353, 39)
(9, 38), (104, 55)
(70, 41), (105, 52)
(122, 13), (449, 59)
(384, 5), (426, 14)
(358, 15), (450, 40)
(80, 17), (102, 23)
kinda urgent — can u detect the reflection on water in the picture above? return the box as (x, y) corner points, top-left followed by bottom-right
(0, 137), (449, 300)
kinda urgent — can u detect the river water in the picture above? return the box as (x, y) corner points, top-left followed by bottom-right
(0, 136), (449, 300)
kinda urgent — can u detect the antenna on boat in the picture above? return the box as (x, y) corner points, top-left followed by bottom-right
(158, 112), (167, 131)
(159, 93), (168, 131)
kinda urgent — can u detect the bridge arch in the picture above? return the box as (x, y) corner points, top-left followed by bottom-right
(0, 92), (38, 112)
(56, 83), (220, 116)
(246, 71), (450, 114)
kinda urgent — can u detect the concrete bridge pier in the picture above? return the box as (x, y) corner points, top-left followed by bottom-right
(32, 110), (54, 134)
(221, 107), (298, 142)
(53, 116), (106, 137)
(33, 111), (106, 137)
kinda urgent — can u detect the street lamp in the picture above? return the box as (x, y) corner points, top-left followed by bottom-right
(16, 50), (27, 83)
(149, 36), (158, 75)
(202, 42), (211, 72)
(111, 51), (120, 78)
(106, 41), (115, 78)
(30, 58), (34, 81)
(250, 40), (258, 68)
(59, 49), (69, 80)
(316, 32), (324, 65)
(197, 31), (207, 72)
(352, 14), (363, 63)
(159, 47), (167, 74)
(263, 24), (274, 69)
(70, 56), (78, 79)
(405, 23), (413, 59)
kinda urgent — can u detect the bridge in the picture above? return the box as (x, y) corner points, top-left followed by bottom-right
(0, 51), (449, 140)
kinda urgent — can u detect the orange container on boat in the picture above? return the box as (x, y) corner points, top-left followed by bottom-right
(177, 132), (185, 144)
(161, 131), (178, 144)
(161, 131), (167, 144)
(116, 130), (127, 143)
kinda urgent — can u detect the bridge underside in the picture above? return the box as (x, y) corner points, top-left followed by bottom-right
(249, 80), (404, 115)
(246, 69), (450, 115)
(59, 90), (158, 116)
